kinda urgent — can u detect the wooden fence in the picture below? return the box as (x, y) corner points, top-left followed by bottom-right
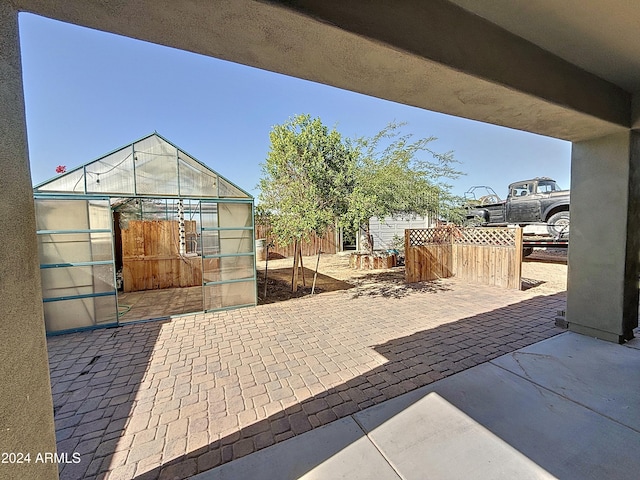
(405, 227), (523, 289)
(255, 224), (338, 258)
(121, 220), (202, 292)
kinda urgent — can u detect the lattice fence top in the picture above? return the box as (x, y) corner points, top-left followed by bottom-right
(408, 227), (517, 247)
(453, 227), (516, 246)
(408, 228), (452, 246)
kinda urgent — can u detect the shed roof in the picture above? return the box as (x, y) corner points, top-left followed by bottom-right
(34, 133), (251, 199)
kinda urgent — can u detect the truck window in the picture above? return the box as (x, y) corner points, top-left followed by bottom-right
(537, 180), (559, 193)
(511, 183), (531, 197)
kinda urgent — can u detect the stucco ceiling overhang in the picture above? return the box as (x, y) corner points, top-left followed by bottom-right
(11, 0), (638, 141)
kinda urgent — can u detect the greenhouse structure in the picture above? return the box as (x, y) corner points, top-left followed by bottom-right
(33, 133), (256, 335)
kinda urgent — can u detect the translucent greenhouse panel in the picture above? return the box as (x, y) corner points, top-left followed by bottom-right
(183, 199), (202, 218)
(200, 202), (218, 229)
(44, 295), (118, 333)
(35, 197), (118, 334)
(219, 230), (253, 254)
(41, 264), (115, 299)
(35, 168), (86, 194)
(203, 255), (254, 283)
(178, 151), (218, 197)
(112, 199), (142, 229)
(134, 135), (179, 195)
(35, 198), (111, 231)
(182, 199), (202, 254)
(88, 199), (113, 229)
(141, 198), (170, 220)
(218, 202), (252, 228)
(201, 258), (220, 283)
(201, 231), (220, 256)
(183, 199), (202, 229)
(38, 232), (113, 264)
(86, 147), (135, 194)
(165, 199), (199, 224)
(93, 294), (119, 324)
(203, 284), (222, 310)
(218, 177), (249, 198)
(204, 280), (256, 310)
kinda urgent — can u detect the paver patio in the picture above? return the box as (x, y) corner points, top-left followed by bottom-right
(47, 278), (566, 480)
(118, 286), (203, 323)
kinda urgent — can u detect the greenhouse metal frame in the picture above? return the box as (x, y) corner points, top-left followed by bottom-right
(33, 133), (256, 335)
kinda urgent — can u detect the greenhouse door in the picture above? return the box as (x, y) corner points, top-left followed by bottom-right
(35, 197), (118, 334)
(200, 200), (257, 311)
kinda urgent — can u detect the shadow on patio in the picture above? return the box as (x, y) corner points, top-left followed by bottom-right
(48, 320), (169, 479)
(46, 282), (565, 479)
(137, 291), (564, 479)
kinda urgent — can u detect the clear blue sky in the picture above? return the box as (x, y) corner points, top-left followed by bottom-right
(19, 13), (571, 199)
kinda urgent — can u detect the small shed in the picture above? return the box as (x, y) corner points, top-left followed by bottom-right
(34, 133), (256, 334)
(363, 214), (437, 251)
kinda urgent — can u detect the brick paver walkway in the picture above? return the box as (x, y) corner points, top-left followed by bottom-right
(47, 279), (566, 480)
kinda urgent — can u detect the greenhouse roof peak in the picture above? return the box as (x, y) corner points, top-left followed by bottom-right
(34, 133), (251, 199)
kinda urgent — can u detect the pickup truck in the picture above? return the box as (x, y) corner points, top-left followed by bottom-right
(464, 177), (570, 238)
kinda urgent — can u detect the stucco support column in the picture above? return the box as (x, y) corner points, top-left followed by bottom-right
(0, 6), (58, 479)
(566, 131), (640, 343)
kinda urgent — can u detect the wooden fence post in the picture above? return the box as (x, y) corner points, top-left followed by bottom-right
(405, 229), (410, 282)
(514, 227), (523, 290)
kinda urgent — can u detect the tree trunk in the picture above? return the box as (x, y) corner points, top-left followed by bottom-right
(311, 247), (321, 294)
(365, 221), (374, 254)
(291, 239), (300, 292)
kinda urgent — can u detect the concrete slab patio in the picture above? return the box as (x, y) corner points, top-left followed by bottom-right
(46, 277), (566, 479)
(196, 332), (640, 480)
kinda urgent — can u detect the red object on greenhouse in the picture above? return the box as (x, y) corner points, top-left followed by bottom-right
(55, 165), (66, 174)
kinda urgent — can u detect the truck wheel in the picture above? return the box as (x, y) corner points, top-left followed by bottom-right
(547, 211), (570, 238)
(523, 247), (534, 257)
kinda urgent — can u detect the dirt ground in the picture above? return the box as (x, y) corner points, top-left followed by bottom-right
(520, 248), (568, 294)
(256, 248), (568, 304)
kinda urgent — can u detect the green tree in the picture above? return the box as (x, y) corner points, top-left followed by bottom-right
(258, 114), (354, 245)
(341, 122), (464, 251)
